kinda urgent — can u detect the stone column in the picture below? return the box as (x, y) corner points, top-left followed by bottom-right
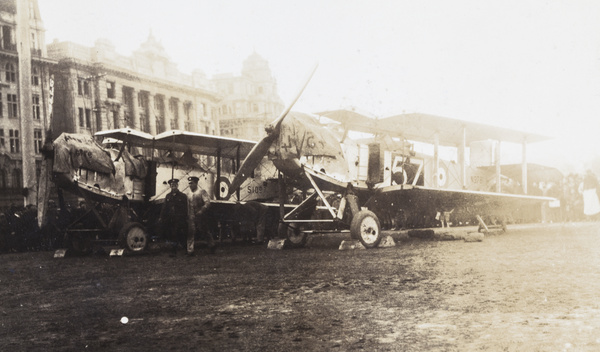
(16, 0), (35, 206)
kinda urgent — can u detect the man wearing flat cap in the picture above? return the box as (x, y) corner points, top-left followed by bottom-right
(158, 178), (188, 256)
(187, 176), (215, 254)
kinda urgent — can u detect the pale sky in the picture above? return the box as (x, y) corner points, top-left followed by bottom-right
(38, 0), (600, 173)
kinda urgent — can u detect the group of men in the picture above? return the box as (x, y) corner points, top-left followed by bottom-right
(158, 176), (215, 256)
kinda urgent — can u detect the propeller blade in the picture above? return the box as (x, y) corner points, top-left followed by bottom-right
(228, 134), (277, 195)
(227, 64), (319, 197)
(270, 63), (319, 132)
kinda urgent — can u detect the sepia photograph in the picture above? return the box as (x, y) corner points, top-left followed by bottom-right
(1, 0), (600, 350)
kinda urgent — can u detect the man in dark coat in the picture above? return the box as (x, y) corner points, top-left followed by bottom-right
(159, 178), (188, 256)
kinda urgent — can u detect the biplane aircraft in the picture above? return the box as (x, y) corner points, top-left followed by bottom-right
(228, 85), (557, 248)
(38, 127), (283, 254)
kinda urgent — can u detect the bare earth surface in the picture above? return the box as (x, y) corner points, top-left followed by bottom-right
(1, 222), (600, 351)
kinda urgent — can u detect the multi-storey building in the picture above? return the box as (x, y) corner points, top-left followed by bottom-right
(214, 52), (284, 141)
(47, 33), (220, 144)
(0, 0), (54, 208)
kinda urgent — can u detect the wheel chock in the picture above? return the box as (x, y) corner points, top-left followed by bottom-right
(464, 232), (484, 242)
(53, 249), (67, 258)
(267, 239), (286, 250)
(338, 240), (365, 250)
(110, 249), (125, 257)
(379, 235), (396, 247)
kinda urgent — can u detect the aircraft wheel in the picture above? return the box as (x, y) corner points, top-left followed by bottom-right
(278, 223), (307, 248)
(119, 222), (148, 253)
(350, 210), (382, 248)
(69, 232), (93, 255)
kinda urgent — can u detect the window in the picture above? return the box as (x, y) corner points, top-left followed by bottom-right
(155, 118), (163, 134)
(7, 94), (17, 118)
(169, 98), (179, 128)
(0, 128), (4, 147)
(0, 170), (6, 189)
(83, 81), (90, 96)
(0, 93), (3, 117)
(184, 103), (191, 118)
(85, 108), (91, 128)
(154, 95), (165, 133)
(31, 67), (39, 86)
(107, 81), (115, 99)
(184, 102), (193, 131)
(78, 108), (84, 127)
(30, 32), (39, 55)
(5, 63), (15, 82)
(139, 113), (147, 132)
(32, 94), (40, 119)
(77, 78), (83, 95)
(2, 26), (14, 51)
(9, 129), (19, 153)
(34, 129), (42, 154)
(138, 92), (147, 108)
(12, 169), (21, 189)
(169, 98), (177, 114)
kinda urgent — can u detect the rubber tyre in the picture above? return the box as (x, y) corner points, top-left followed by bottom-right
(119, 222), (148, 253)
(69, 232), (93, 255)
(278, 223), (307, 248)
(350, 210), (382, 248)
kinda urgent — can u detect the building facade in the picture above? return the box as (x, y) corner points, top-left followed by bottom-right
(0, 0), (53, 208)
(214, 52), (284, 141)
(47, 33), (221, 144)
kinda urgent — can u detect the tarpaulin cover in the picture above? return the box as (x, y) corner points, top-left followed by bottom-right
(270, 112), (351, 181)
(272, 112), (346, 160)
(53, 133), (115, 174)
(121, 150), (148, 178)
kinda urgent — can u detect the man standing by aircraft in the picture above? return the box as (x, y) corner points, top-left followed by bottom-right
(159, 178), (188, 256)
(187, 176), (215, 254)
(582, 169), (600, 219)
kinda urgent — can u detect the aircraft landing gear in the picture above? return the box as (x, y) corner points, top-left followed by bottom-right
(278, 222), (307, 248)
(67, 231), (93, 255)
(119, 222), (148, 253)
(350, 210), (382, 248)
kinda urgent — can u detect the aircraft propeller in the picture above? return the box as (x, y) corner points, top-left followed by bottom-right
(227, 64), (318, 197)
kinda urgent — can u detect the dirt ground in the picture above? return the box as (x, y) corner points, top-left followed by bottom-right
(2, 222), (600, 351)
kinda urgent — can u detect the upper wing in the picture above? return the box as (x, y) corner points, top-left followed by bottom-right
(96, 128), (257, 160)
(95, 128), (155, 148)
(153, 130), (256, 159)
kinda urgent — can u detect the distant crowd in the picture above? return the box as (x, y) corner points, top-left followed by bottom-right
(533, 169), (600, 223)
(0, 200), (95, 253)
(0, 204), (44, 252)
